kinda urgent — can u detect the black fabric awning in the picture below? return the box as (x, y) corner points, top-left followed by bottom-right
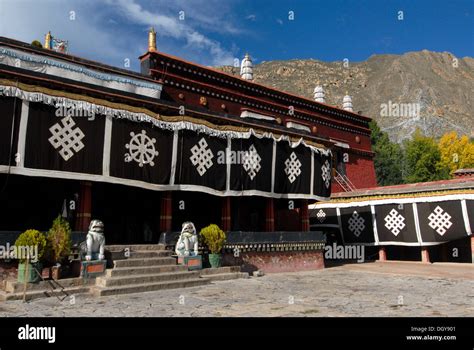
(0, 89), (332, 200)
(310, 196), (473, 246)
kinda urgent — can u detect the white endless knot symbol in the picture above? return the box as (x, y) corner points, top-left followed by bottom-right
(242, 144), (261, 180)
(321, 159), (331, 188)
(48, 116), (85, 161)
(428, 206), (453, 236)
(284, 152), (302, 183)
(384, 209), (406, 236)
(316, 209), (326, 223)
(348, 211), (365, 237)
(125, 130), (159, 167)
(190, 138), (214, 176)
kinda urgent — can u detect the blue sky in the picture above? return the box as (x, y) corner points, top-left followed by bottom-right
(0, 0), (472, 72)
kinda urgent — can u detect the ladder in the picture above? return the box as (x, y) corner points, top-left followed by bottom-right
(334, 170), (356, 192)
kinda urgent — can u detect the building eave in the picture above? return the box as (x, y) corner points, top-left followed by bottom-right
(144, 50), (373, 124)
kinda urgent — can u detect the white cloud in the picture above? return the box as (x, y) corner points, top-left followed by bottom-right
(161, 0), (242, 35)
(0, 0), (137, 68)
(106, 0), (237, 65)
(0, 0), (240, 69)
(246, 14), (256, 21)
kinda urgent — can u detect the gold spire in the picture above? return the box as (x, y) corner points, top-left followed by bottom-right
(44, 31), (51, 49)
(148, 27), (157, 52)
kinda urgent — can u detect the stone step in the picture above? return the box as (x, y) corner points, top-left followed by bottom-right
(107, 250), (172, 261)
(0, 286), (90, 301)
(96, 271), (201, 287)
(201, 272), (249, 282)
(106, 244), (166, 251)
(113, 257), (176, 268)
(105, 246), (173, 261)
(106, 265), (187, 277)
(92, 278), (209, 297)
(200, 266), (241, 276)
(4, 277), (95, 293)
(129, 251), (173, 258)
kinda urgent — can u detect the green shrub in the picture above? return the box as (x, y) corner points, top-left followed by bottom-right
(31, 40), (43, 48)
(46, 215), (72, 263)
(199, 224), (226, 254)
(14, 229), (47, 263)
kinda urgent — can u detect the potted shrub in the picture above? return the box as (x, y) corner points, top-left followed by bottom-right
(15, 229), (47, 283)
(46, 216), (72, 280)
(199, 224), (226, 268)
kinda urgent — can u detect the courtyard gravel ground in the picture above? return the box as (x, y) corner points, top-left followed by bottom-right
(0, 262), (472, 317)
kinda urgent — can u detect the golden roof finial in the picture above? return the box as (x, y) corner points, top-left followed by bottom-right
(148, 27), (157, 52)
(44, 31), (52, 49)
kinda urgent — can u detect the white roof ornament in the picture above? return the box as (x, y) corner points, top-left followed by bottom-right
(314, 85), (325, 103)
(343, 93), (353, 111)
(240, 53), (253, 81)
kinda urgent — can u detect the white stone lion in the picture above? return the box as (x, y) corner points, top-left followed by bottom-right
(175, 222), (198, 257)
(80, 219), (106, 261)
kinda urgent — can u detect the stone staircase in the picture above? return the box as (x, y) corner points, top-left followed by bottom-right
(200, 266), (249, 281)
(91, 244), (210, 297)
(0, 245), (249, 301)
(0, 277), (93, 301)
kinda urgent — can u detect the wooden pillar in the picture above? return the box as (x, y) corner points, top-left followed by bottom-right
(378, 247), (387, 261)
(221, 197), (231, 231)
(421, 247), (430, 263)
(75, 181), (92, 232)
(265, 198), (275, 232)
(441, 243), (449, 262)
(160, 191), (172, 233)
(300, 200), (310, 232)
(471, 236), (474, 264)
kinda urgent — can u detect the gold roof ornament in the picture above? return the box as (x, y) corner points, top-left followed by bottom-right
(44, 31), (52, 49)
(148, 27), (157, 52)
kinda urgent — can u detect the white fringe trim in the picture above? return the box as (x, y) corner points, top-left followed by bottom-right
(0, 84), (331, 155)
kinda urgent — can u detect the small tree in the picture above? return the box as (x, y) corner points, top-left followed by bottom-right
(438, 131), (474, 175)
(14, 229), (47, 263)
(199, 224), (226, 254)
(369, 120), (404, 186)
(403, 129), (450, 183)
(46, 216), (72, 264)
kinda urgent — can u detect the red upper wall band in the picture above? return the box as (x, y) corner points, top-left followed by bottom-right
(142, 51), (372, 124)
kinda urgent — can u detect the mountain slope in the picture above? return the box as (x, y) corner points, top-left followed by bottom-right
(218, 51), (474, 143)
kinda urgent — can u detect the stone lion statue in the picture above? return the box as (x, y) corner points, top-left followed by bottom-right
(175, 222), (198, 257)
(80, 219), (105, 261)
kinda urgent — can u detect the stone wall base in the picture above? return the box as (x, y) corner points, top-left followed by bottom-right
(223, 250), (325, 274)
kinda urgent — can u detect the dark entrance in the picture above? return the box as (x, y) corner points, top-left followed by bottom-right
(231, 196), (266, 232)
(275, 198), (301, 231)
(92, 183), (161, 244)
(172, 191), (221, 233)
(0, 174), (78, 232)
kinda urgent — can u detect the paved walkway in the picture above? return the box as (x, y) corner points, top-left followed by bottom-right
(332, 261), (474, 280)
(0, 262), (472, 317)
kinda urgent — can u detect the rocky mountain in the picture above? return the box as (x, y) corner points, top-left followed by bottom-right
(218, 51), (474, 143)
